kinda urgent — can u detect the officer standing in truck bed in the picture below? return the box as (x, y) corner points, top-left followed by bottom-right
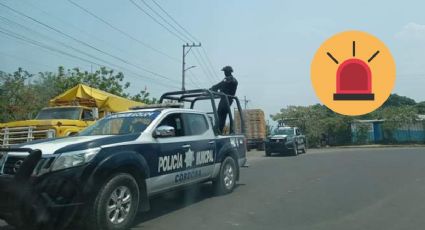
(210, 65), (238, 133)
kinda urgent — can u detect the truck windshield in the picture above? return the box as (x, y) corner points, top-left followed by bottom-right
(36, 107), (81, 120)
(273, 128), (294, 136)
(79, 111), (160, 136)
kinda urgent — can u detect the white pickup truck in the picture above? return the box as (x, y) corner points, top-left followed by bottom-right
(0, 89), (247, 230)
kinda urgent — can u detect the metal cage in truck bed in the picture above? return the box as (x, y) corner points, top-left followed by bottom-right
(159, 89), (245, 135)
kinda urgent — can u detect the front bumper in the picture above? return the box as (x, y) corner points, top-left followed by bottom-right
(265, 141), (293, 153)
(0, 175), (15, 221)
(0, 149), (89, 228)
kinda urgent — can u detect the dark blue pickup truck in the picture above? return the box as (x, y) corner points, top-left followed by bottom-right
(0, 89), (247, 230)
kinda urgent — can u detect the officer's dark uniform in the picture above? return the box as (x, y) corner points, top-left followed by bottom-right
(210, 66), (238, 133)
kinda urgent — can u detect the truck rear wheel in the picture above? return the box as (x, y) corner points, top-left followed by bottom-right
(213, 156), (237, 195)
(87, 173), (140, 230)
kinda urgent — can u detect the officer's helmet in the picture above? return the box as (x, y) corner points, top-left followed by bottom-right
(221, 66), (233, 73)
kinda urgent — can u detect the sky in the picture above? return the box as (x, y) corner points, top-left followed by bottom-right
(1, 0), (425, 121)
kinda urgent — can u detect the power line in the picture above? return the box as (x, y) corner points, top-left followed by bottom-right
(0, 27), (177, 89)
(201, 46), (221, 81)
(144, 1), (221, 82)
(0, 2), (177, 83)
(0, 51), (54, 70)
(150, 0), (199, 42)
(0, 28), (101, 68)
(139, 0), (193, 42)
(192, 48), (216, 84)
(66, 0), (180, 63)
(20, 0), (143, 64)
(187, 70), (207, 89)
(134, 0), (213, 90)
(191, 50), (216, 85)
(0, 16), (167, 86)
(132, 0), (222, 87)
(129, 0), (188, 43)
(187, 74), (201, 89)
(0, 16), (125, 72)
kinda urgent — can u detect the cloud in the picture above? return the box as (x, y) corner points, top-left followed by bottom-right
(395, 22), (425, 41)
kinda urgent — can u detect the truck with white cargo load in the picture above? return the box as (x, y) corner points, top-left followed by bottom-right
(0, 89), (246, 230)
(234, 109), (266, 151)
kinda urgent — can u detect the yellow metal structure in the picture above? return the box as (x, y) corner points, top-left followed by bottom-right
(49, 84), (143, 113)
(0, 84), (144, 146)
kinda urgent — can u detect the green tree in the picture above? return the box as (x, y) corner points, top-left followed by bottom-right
(353, 123), (370, 144)
(131, 89), (158, 104)
(37, 66), (130, 98)
(415, 101), (425, 114)
(0, 67), (158, 123)
(271, 104), (352, 147)
(372, 106), (418, 143)
(0, 68), (39, 122)
(382, 94), (416, 107)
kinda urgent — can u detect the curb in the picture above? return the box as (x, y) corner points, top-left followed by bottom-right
(321, 144), (425, 149)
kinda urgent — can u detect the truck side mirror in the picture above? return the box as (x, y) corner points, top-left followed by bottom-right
(153, 125), (175, 138)
(92, 108), (99, 120)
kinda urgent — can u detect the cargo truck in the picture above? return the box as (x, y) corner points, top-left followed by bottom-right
(0, 84), (144, 147)
(234, 109), (266, 151)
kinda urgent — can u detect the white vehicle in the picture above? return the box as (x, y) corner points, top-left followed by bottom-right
(0, 89), (247, 230)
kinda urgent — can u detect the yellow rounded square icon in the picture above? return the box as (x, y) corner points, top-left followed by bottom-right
(311, 30), (396, 116)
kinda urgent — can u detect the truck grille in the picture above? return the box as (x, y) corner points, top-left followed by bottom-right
(270, 138), (285, 143)
(0, 126), (55, 147)
(2, 155), (27, 175)
(1, 154), (54, 176)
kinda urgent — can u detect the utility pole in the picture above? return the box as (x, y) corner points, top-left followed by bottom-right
(182, 42), (201, 91)
(242, 96), (250, 109)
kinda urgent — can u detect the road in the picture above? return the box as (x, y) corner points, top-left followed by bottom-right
(1, 147), (425, 230)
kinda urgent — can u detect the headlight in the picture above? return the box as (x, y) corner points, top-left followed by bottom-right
(51, 148), (101, 171)
(47, 129), (56, 139)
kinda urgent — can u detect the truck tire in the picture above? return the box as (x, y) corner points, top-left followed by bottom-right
(265, 150), (271, 157)
(301, 144), (307, 154)
(213, 156), (237, 195)
(87, 173), (140, 230)
(292, 143), (298, 156)
(257, 142), (265, 151)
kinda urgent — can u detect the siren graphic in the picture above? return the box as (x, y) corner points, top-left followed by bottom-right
(327, 41), (379, 100)
(310, 31), (396, 116)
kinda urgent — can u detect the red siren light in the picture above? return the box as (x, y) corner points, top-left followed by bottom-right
(334, 58), (374, 100)
(331, 41), (377, 101)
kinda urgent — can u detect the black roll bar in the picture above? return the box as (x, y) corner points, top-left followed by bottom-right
(159, 89), (245, 135)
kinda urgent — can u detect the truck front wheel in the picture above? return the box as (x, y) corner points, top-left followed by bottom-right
(87, 173), (140, 230)
(292, 143), (299, 156)
(213, 156), (237, 195)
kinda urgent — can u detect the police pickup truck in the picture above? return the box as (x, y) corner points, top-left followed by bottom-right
(0, 89), (247, 230)
(265, 126), (307, 156)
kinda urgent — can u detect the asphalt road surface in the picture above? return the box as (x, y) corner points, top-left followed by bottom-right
(1, 147), (425, 230)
